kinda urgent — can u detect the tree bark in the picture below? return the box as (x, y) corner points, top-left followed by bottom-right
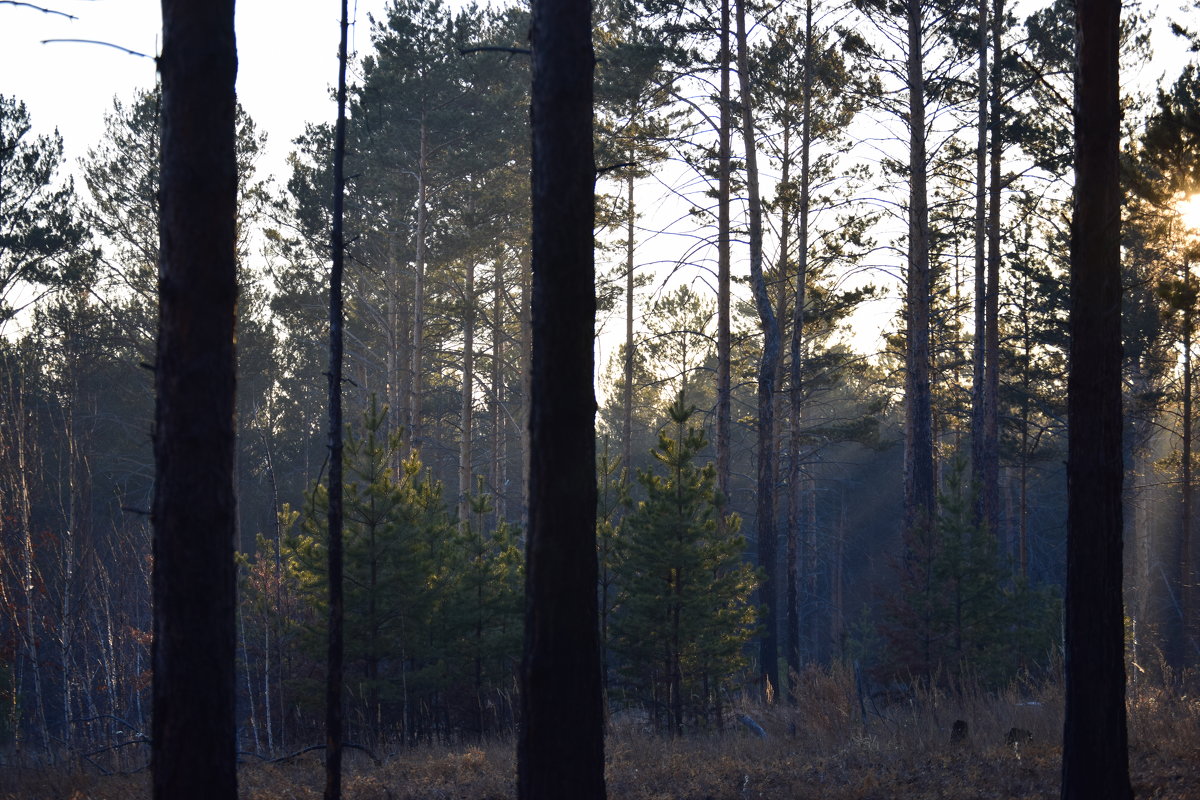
(492, 258), (507, 524)
(981, 0), (1004, 536)
(517, 0), (605, 792)
(1061, 0), (1131, 796)
(904, 0), (936, 535)
(716, 0), (732, 516)
(736, 0), (781, 702)
(787, 0), (814, 692)
(1181, 283), (1193, 666)
(623, 168), (636, 477)
(324, 0), (350, 797)
(970, 0), (988, 521)
(152, 1), (238, 797)
(460, 257), (476, 526)
(408, 117), (430, 458)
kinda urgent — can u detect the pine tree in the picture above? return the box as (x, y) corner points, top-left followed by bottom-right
(612, 395), (757, 734)
(283, 399), (453, 741)
(882, 459), (1058, 686)
(0, 95), (88, 322)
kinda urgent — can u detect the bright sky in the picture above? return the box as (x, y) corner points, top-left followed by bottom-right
(1, 0), (391, 179)
(3, 0), (1199, 364)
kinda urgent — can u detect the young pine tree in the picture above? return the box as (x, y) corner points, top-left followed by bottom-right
(612, 395), (757, 735)
(282, 399), (450, 739)
(882, 459), (1058, 686)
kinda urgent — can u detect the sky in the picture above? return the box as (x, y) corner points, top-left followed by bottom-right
(3, 0), (1199, 362)
(1, 0), (391, 180)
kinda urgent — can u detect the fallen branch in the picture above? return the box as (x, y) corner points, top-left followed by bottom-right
(268, 742), (381, 767)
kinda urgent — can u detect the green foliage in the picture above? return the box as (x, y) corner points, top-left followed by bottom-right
(247, 398), (522, 740)
(611, 395), (758, 733)
(881, 459), (1059, 687)
(0, 95), (89, 319)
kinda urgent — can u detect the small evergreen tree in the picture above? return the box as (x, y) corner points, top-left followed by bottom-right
(441, 483), (523, 738)
(612, 395), (757, 734)
(882, 459), (1059, 686)
(281, 399), (450, 738)
(264, 399), (525, 743)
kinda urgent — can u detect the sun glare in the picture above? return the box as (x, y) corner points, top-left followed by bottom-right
(1178, 193), (1200, 233)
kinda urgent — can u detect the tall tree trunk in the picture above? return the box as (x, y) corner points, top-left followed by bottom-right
(787, 0), (814, 694)
(736, 0), (781, 702)
(517, 0), (605, 792)
(409, 117), (430, 457)
(1019, 276), (1032, 579)
(1178, 264), (1194, 667)
(520, 249), (532, 528)
(492, 258), (507, 525)
(904, 0), (936, 535)
(970, 0), (988, 517)
(152, 0), (239, 796)
(1061, 0), (1131, 795)
(623, 168), (636, 477)
(324, 0), (350, 796)
(981, 0), (1004, 535)
(716, 0), (732, 516)
(460, 258), (476, 526)
(386, 224), (405, 471)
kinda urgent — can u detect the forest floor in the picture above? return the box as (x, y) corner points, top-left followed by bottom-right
(4, 666), (1199, 799)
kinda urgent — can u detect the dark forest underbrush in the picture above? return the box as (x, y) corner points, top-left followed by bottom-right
(3, 664), (1197, 799)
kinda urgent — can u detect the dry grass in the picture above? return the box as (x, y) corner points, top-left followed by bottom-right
(5, 667), (1198, 799)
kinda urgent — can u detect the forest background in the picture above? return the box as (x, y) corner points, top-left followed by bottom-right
(1, 0), (1200, 770)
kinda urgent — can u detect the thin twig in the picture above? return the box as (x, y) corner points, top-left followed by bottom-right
(0, 1), (77, 20)
(41, 38), (152, 58)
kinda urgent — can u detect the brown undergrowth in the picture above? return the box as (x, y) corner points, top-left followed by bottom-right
(4, 664), (1198, 799)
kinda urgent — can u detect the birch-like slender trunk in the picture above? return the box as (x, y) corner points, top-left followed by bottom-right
(492, 258), (507, 525)
(408, 117), (430, 458)
(460, 258), (476, 525)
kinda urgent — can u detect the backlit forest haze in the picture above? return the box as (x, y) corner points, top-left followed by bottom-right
(1, 0), (1198, 796)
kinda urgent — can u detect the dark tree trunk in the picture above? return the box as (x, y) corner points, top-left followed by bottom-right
(981, 0), (1004, 536)
(492, 259), (507, 524)
(325, 1), (350, 798)
(970, 0), (987, 520)
(1061, 0), (1131, 796)
(460, 257), (476, 525)
(716, 0), (732, 516)
(736, 0), (781, 701)
(1182, 289), (1193, 667)
(623, 169), (636, 477)
(787, 0), (814, 691)
(152, 1), (238, 798)
(517, 0), (605, 793)
(408, 117), (430, 458)
(904, 0), (935, 535)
